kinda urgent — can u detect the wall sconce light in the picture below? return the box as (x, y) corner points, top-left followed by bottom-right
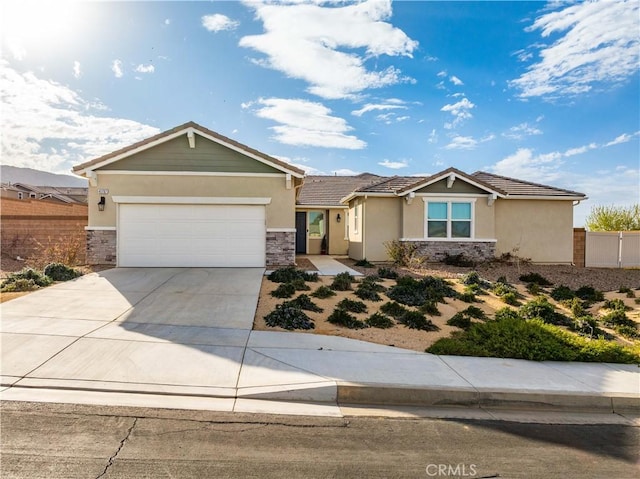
(98, 196), (106, 211)
(336, 213), (341, 223)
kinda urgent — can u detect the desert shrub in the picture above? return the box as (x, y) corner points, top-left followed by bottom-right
(526, 283), (542, 296)
(575, 286), (604, 303)
(30, 235), (84, 268)
(635, 298), (640, 305)
(427, 316), (640, 363)
(565, 297), (586, 318)
(355, 258), (375, 268)
(614, 324), (640, 339)
(290, 278), (311, 291)
(360, 275), (386, 289)
(384, 240), (422, 267)
(377, 267), (398, 280)
(328, 308), (366, 329)
(1, 268), (52, 292)
(419, 300), (441, 316)
(501, 292), (520, 306)
(572, 315), (606, 338)
(268, 266), (318, 283)
(463, 305), (488, 320)
(380, 301), (409, 319)
(602, 298), (629, 311)
(398, 311), (439, 331)
(457, 291), (478, 303)
(331, 272), (354, 291)
(288, 294), (323, 313)
(601, 309), (636, 328)
(447, 312), (471, 330)
(519, 272), (552, 286)
(618, 286), (635, 298)
(354, 285), (382, 302)
(311, 285), (336, 299)
(264, 305), (314, 330)
(551, 285), (575, 301)
(387, 275), (456, 306)
(520, 297), (571, 326)
(443, 253), (475, 267)
(365, 313), (394, 329)
(494, 307), (520, 321)
(271, 283), (296, 298)
(43, 262), (82, 282)
(491, 279), (521, 306)
(337, 298), (367, 313)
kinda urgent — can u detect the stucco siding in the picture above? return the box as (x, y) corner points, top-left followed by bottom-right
(363, 197), (402, 261)
(402, 199), (424, 238)
(494, 199), (574, 263)
(99, 135), (282, 174)
(474, 198), (496, 239)
(89, 175), (294, 228)
(347, 199), (364, 260)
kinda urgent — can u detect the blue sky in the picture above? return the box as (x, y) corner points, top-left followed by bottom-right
(1, 0), (638, 225)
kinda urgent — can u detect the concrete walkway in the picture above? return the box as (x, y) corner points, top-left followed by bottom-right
(305, 256), (362, 276)
(1, 268), (638, 420)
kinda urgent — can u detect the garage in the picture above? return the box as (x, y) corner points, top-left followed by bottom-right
(117, 203), (266, 267)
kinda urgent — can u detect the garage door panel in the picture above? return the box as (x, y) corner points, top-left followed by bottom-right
(118, 204), (266, 267)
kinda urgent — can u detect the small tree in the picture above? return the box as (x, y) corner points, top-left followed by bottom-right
(585, 204), (640, 231)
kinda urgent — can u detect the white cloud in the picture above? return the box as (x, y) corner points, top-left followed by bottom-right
(164, 18), (171, 25)
(202, 13), (239, 32)
(428, 129), (438, 144)
(511, 0), (640, 98)
(502, 122), (543, 140)
(437, 70), (447, 78)
(252, 97), (366, 149)
(605, 132), (639, 146)
(440, 97), (475, 128)
(396, 116), (409, 122)
(351, 102), (407, 117)
(72, 61), (81, 79)
(0, 61), (159, 173)
(111, 59), (123, 78)
(444, 135), (477, 150)
(490, 148), (563, 182)
(378, 159), (409, 169)
(239, 0), (417, 99)
(135, 64), (155, 74)
(449, 75), (463, 86)
(333, 168), (361, 176)
(564, 143), (597, 157)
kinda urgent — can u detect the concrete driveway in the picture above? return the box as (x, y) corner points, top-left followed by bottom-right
(1, 268), (264, 400)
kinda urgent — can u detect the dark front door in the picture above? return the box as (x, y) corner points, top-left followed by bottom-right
(295, 212), (307, 254)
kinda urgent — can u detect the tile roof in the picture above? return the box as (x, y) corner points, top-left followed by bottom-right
(297, 173), (383, 206)
(472, 171), (586, 198)
(72, 121), (305, 176)
(354, 176), (426, 193)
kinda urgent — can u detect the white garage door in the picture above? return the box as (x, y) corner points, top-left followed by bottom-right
(118, 204), (266, 267)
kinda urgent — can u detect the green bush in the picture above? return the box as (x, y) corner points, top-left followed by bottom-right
(575, 286), (604, 303)
(501, 292), (520, 306)
(264, 305), (314, 330)
(614, 324), (640, 339)
(398, 311), (439, 331)
(447, 312), (471, 330)
(354, 258), (375, 268)
(427, 316), (640, 363)
(268, 266), (316, 283)
(360, 276), (386, 291)
(572, 315), (605, 338)
(618, 286), (635, 298)
(331, 272), (354, 291)
(526, 283), (542, 296)
(387, 275), (456, 306)
(328, 308), (366, 329)
(520, 297), (571, 326)
(290, 278), (311, 291)
(43, 263), (81, 282)
(457, 291), (478, 303)
(271, 283), (296, 298)
(288, 294), (323, 313)
(337, 298), (367, 313)
(384, 240), (421, 266)
(377, 267), (398, 280)
(519, 272), (552, 286)
(462, 305), (488, 320)
(601, 309), (636, 328)
(380, 301), (409, 319)
(564, 297), (586, 318)
(354, 286), (382, 302)
(551, 285), (575, 301)
(365, 313), (394, 329)
(0, 268), (52, 292)
(443, 253), (475, 267)
(494, 307), (520, 321)
(602, 298), (629, 311)
(311, 286), (336, 299)
(419, 300), (441, 316)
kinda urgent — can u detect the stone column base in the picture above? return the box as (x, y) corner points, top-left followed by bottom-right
(402, 239), (496, 263)
(86, 229), (116, 265)
(266, 230), (295, 267)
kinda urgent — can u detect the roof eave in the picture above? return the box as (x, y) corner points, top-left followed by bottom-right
(398, 169), (506, 197)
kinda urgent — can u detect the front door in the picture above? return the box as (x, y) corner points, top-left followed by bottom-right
(295, 211), (307, 254)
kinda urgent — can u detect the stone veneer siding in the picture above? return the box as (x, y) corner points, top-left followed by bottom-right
(87, 229), (117, 265)
(266, 231), (295, 266)
(402, 239), (495, 263)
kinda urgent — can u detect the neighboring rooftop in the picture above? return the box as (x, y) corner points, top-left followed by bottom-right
(297, 173), (382, 206)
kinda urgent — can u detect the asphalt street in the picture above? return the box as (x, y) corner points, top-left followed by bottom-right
(1, 401), (638, 479)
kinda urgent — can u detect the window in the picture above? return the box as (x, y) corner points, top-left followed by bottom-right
(353, 204), (359, 234)
(18, 192), (23, 199)
(426, 200), (473, 239)
(29, 193), (36, 198)
(308, 211), (325, 238)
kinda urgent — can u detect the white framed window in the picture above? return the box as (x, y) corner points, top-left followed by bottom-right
(29, 192), (36, 198)
(425, 199), (474, 239)
(353, 204), (359, 234)
(18, 192), (23, 199)
(308, 211), (325, 238)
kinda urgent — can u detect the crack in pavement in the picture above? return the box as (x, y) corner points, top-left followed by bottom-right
(96, 417), (138, 479)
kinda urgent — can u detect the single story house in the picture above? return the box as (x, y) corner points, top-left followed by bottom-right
(73, 122), (586, 267)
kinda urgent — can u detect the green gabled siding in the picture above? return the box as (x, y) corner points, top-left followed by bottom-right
(98, 135), (282, 174)
(416, 178), (486, 194)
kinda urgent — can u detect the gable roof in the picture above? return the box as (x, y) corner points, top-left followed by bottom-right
(472, 171), (587, 198)
(396, 167), (506, 196)
(72, 121), (305, 178)
(297, 173), (382, 206)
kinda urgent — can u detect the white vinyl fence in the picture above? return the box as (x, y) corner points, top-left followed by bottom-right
(585, 231), (640, 268)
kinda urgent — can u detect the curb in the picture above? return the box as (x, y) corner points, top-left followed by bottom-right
(336, 383), (640, 414)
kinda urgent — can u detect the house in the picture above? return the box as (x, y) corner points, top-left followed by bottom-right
(0, 183), (88, 204)
(73, 122), (586, 267)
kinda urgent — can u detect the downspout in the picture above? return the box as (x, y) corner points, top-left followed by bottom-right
(362, 195), (367, 260)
